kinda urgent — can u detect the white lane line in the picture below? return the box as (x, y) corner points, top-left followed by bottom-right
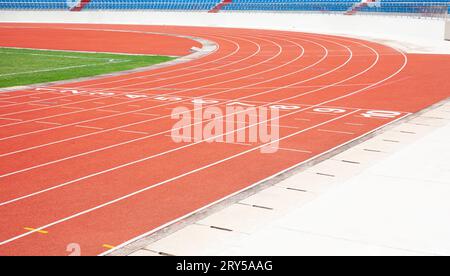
(61, 106), (84, 110)
(318, 129), (355, 135)
(2, 33), (361, 147)
(0, 105), (318, 206)
(165, 134), (253, 146)
(0, 33), (388, 198)
(0, 35), (312, 161)
(0, 117), (22, 122)
(268, 124), (300, 129)
(3, 31), (343, 154)
(133, 113), (161, 117)
(355, 115), (388, 120)
(270, 147), (312, 154)
(4, 28), (406, 190)
(0, 27), (222, 106)
(0, 33), (385, 196)
(0, 91), (57, 101)
(118, 130), (149, 135)
(0, 61), (127, 78)
(0, 27), (245, 113)
(0, 35), (346, 180)
(35, 121), (62, 126)
(0, 34), (292, 141)
(0, 36), (371, 203)
(306, 111), (341, 115)
(190, 116), (300, 129)
(97, 109), (121, 113)
(47, 28), (222, 89)
(56, 27), (223, 86)
(5, 31), (353, 131)
(0, 34), (264, 127)
(0, 110), (360, 246)
(214, 140), (253, 146)
(27, 103), (50, 107)
(100, 83), (370, 90)
(0, 90), (110, 109)
(345, 122), (364, 126)
(0, 100), (18, 104)
(0, 28), (220, 101)
(0, 33), (240, 117)
(0, 33), (408, 247)
(294, 118), (312, 122)
(0, 48), (128, 61)
(75, 125), (104, 130)
(102, 112), (412, 256)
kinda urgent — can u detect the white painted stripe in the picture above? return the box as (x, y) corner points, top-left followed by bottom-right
(75, 125), (104, 130)
(318, 129), (355, 135)
(294, 118), (312, 122)
(102, 113), (411, 257)
(133, 112), (161, 117)
(0, 117), (22, 122)
(97, 109), (120, 113)
(118, 130), (149, 135)
(0, 32), (409, 249)
(0, 61), (127, 77)
(270, 147), (312, 154)
(0, 111), (360, 246)
(35, 121), (62, 126)
(345, 122), (364, 126)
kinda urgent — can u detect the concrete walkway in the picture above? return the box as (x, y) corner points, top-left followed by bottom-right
(126, 99), (450, 256)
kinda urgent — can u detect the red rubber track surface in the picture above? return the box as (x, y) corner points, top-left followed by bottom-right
(0, 23), (449, 256)
(0, 24), (200, 56)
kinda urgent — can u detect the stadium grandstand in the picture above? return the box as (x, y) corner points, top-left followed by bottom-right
(0, 0), (449, 17)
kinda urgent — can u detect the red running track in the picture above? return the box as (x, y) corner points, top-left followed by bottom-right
(0, 23), (449, 256)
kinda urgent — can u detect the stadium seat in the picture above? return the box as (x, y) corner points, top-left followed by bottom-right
(0, 0), (448, 16)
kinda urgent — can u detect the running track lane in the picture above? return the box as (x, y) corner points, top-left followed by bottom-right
(0, 24), (449, 256)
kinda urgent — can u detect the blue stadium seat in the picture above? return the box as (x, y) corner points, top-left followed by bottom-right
(0, 0), (448, 16)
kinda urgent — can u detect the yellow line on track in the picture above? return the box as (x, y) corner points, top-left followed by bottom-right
(102, 244), (115, 250)
(23, 227), (48, 234)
